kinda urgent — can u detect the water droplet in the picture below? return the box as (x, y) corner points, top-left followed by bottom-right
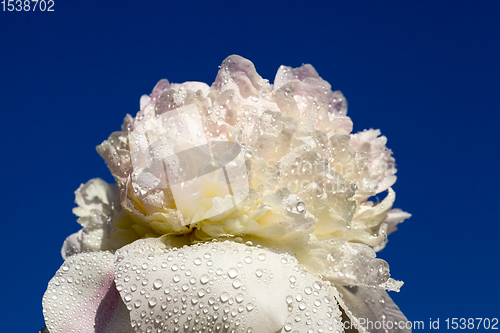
(153, 279), (163, 290)
(200, 274), (209, 284)
(232, 279), (242, 289)
(149, 297), (157, 307)
(220, 292), (230, 303)
(228, 267), (238, 279)
(235, 293), (244, 303)
(296, 201), (306, 213)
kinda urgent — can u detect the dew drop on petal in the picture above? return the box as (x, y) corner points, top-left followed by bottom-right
(200, 274), (209, 284)
(235, 293), (244, 303)
(153, 279), (163, 290)
(220, 292), (230, 303)
(228, 267), (238, 279)
(232, 279), (242, 289)
(246, 303), (254, 311)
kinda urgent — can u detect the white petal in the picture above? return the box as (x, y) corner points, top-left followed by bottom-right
(73, 178), (118, 220)
(336, 286), (410, 333)
(43, 252), (134, 333)
(384, 209), (412, 236)
(300, 238), (402, 291)
(61, 229), (84, 260)
(114, 238), (344, 333)
(274, 64), (320, 90)
(170, 81), (211, 97)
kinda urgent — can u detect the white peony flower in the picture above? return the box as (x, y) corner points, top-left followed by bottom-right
(43, 55), (411, 333)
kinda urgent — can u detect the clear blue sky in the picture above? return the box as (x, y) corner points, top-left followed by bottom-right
(0, 1), (498, 331)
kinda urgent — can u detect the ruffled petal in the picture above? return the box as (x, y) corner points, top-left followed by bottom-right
(274, 63), (348, 118)
(73, 178), (117, 221)
(384, 209), (411, 236)
(298, 238), (403, 292)
(213, 55), (268, 103)
(61, 229), (84, 260)
(64, 178), (141, 258)
(114, 238), (344, 333)
(42, 252), (134, 333)
(350, 129), (397, 195)
(336, 286), (410, 333)
(96, 132), (131, 183)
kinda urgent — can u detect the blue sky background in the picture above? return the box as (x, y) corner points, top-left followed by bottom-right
(1, 1), (499, 331)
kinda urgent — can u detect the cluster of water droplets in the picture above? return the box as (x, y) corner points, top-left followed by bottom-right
(112, 239), (343, 333)
(42, 252), (132, 333)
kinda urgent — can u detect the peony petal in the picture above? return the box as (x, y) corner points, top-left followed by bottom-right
(43, 252), (134, 333)
(170, 81), (210, 97)
(213, 55), (267, 103)
(114, 238), (344, 333)
(384, 209), (411, 236)
(248, 110), (297, 163)
(274, 63), (348, 118)
(96, 132), (131, 183)
(274, 64), (321, 90)
(299, 238), (403, 291)
(354, 188), (396, 228)
(150, 79), (170, 105)
(336, 286), (410, 333)
(350, 129), (397, 195)
(73, 178), (117, 220)
(63, 178), (141, 258)
(61, 229), (84, 260)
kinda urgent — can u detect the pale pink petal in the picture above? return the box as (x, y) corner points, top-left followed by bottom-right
(274, 64), (321, 89)
(212, 55), (269, 103)
(150, 79), (170, 105)
(61, 229), (84, 260)
(42, 252), (134, 333)
(274, 64), (348, 118)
